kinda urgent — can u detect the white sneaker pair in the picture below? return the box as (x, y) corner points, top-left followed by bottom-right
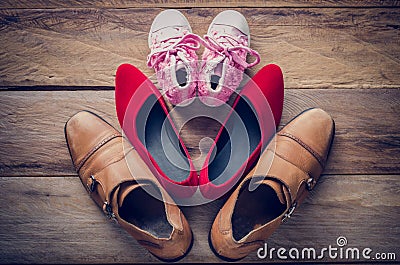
(147, 9), (260, 106)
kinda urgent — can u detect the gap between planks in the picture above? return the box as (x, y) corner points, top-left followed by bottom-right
(0, 89), (399, 177)
(0, 8), (399, 88)
(0, 0), (399, 9)
(0, 174), (399, 263)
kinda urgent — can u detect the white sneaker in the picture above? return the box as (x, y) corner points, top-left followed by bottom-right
(198, 10), (260, 106)
(147, 9), (203, 106)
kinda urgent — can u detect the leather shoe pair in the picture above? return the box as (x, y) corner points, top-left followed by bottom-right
(65, 107), (334, 261)
(65, 111), (192, 261)
(209, 108), (335, 260)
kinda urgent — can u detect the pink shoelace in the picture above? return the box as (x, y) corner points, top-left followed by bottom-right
(202, 33), (260, 70)
(147, 31), (260, 85)
(147, 33), (203, 70)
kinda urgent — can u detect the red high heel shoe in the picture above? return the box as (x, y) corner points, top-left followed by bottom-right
(115, 64), (198, 198)
(199, 64), (284, 199)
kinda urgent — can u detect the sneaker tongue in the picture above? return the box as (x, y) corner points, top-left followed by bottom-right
(176, 61), (185, 71)
(213, 62), (223, 76)
(118, 183), (149, 207)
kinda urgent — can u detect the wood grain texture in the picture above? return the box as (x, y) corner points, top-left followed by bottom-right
(0, 175), (398, 263)
(0, 89), (399, 177)
(0, 3), (399, 264)
(0, 8), (399, 88)
(0, 0), (399, 8)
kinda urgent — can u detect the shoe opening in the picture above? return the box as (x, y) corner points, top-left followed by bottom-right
(176, 67), (188, 87)
(208, 96), (261, 185)
(119, 184), (173, 239)
(210, 74), (221, 90)
(232, 180), (286, 241)
(136, 95), (191, 182)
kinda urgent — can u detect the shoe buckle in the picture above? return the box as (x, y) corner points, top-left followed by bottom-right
(282, 202), (297, 223)
(306, 177), (316, 191)
(103, 201), (117, 222)
(87, 175), (97, 193)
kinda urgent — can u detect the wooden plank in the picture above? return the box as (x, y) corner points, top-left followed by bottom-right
(0, 0), (399, 9)
(0, 89), (399, 177)
(0, 8), (399, 88)
(0, 175), (398, 263)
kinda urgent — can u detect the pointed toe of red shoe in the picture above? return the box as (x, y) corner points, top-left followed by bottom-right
(199, 64), (284, 200)
(115, 64), (198, 199)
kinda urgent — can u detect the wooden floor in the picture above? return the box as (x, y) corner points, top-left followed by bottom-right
(0, 1), (399, 264)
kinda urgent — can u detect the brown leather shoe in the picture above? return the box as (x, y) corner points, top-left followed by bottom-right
(209, 108), (335, 260)
(65, 111), (192, 261)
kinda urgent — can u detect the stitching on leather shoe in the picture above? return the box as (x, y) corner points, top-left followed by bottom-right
(76, 134), (122, 171)
(272, 150), (309, 175)
(277, 132), (325, 167)
(82, 147), (134, 178)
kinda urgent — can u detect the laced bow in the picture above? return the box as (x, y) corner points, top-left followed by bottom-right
(202, 33), (260, 69)
(147, 33), (203, 68)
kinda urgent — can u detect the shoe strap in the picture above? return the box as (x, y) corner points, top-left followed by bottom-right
(252, 149), (316, 208)
(83, 140), (183, 229)
(85, 147), (137, 218)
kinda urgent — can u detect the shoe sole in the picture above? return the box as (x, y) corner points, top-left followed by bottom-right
(151, 229), (194, 262)
(208, 229), (244, 262)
